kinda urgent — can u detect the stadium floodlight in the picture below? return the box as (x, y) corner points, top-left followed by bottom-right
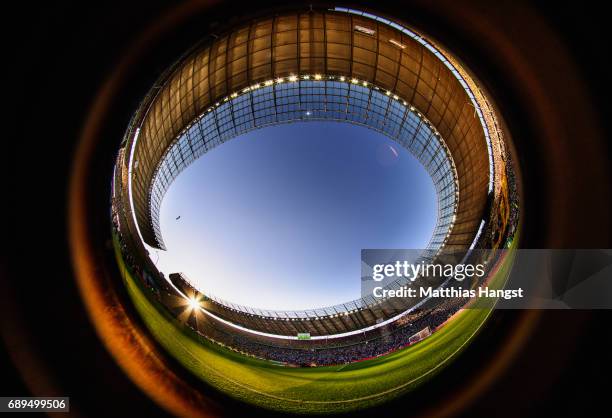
(354, 25), (376, 36)
(389, 39), (407, 49)
(187, 296), (200, 310)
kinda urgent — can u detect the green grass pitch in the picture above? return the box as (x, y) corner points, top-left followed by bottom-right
(114, 238), (516, 414)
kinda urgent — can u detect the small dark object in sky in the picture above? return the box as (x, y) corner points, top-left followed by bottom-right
(176, 216), (181, 220)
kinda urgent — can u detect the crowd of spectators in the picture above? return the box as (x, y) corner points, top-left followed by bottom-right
(187, 297), (465, 367)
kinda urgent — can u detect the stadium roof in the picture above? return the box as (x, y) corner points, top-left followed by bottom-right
(122, 7), (499, 253)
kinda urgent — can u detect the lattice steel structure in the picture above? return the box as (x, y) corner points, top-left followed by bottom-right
(124, 7), (495, 253)
(150, 77), (458, 249)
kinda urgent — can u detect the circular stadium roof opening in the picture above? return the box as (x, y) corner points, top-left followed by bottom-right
(140, 73), (461, 314)
(155, 120), (439, 311)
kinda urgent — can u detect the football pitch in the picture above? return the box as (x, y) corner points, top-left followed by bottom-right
(114, 239), (516, 414)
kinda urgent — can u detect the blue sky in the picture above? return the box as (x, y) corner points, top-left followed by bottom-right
(151, 122), (436, 310)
